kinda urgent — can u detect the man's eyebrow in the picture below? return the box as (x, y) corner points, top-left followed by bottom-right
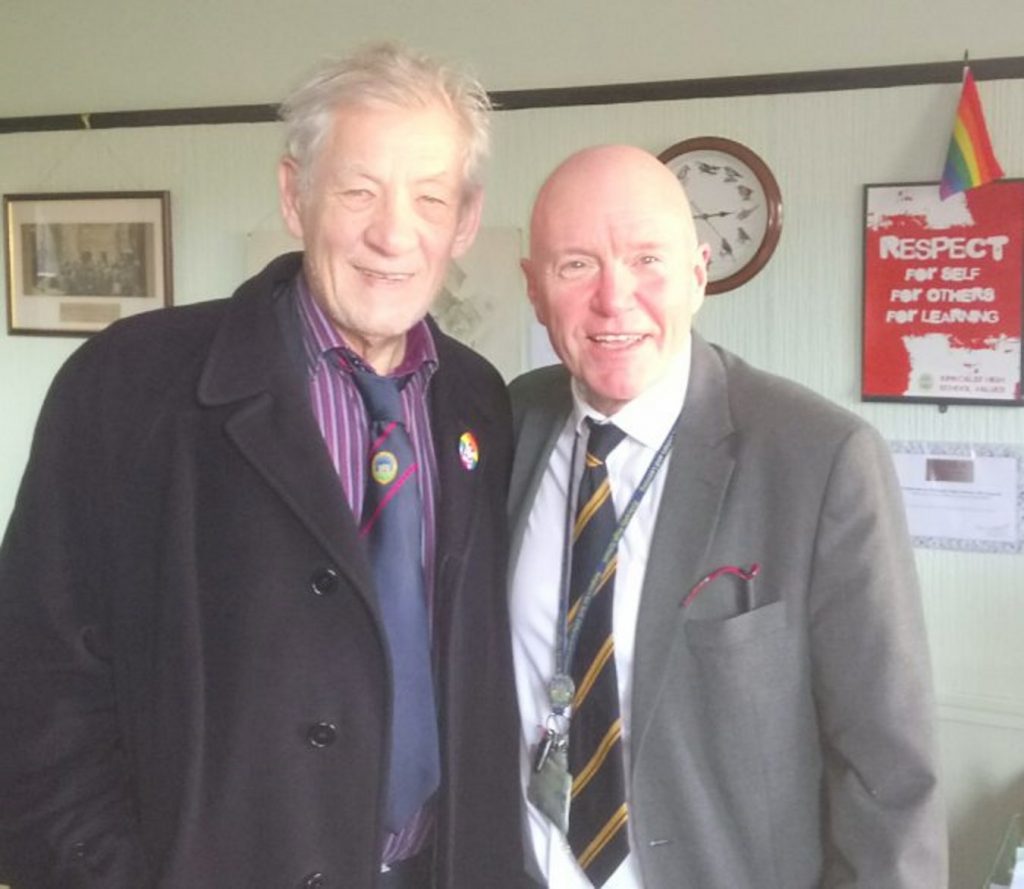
(412, 168), (461, 185)
(324, 162), (374, 182)
(547, 246), (598, 259)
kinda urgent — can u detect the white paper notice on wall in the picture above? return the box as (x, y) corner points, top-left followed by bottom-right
(890, 441), (1023, 553)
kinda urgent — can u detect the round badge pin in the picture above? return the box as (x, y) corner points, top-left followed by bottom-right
(371, 451), (399, 484)
(458, 431), (479, 471)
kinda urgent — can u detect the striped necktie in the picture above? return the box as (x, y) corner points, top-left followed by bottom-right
(351, 370), (440, 834)
(568, 418), (629, 886)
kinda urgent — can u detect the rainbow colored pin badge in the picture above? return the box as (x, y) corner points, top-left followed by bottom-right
(371, 451), (399, 484)
(458, 431), (479, 471)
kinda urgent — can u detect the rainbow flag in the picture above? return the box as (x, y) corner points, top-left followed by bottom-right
(940, 66), (1004, 199)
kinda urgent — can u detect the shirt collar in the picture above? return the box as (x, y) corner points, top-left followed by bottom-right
(570, 333), (692, 449)
(294, 271), (438, 379)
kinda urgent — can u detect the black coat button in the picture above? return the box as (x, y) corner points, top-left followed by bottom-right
(307, 722), (337, 747)
(310, 567), (338, 596)
(300, 873), (326, 889)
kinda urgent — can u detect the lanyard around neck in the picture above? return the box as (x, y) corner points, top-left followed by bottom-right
(550, 419), (677, 716)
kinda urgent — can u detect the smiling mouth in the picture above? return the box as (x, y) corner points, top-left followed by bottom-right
(589, 333), (647, 348)
(355, 266), (413, 282)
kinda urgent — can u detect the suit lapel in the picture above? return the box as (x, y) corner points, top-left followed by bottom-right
(509, 348), (736, 765)
(630, 337), (737, 757)
(197, 256), (374, 603)
(508, 367), (573, 569)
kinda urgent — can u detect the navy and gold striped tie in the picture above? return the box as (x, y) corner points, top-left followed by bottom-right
(568, 419), (629, 886)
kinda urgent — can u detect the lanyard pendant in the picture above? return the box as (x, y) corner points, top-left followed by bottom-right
(547, 673), (575, 714)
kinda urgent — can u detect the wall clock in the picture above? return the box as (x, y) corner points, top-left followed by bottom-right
(658, 136), (782, 294)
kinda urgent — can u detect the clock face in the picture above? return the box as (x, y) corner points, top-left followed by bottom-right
(659, 137), (782, 294)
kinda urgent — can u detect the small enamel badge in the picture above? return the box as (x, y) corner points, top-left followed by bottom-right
(371, 451), (399, 484)
(458, 431), (479, 471)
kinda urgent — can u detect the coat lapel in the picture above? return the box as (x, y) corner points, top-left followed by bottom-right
(427, 327), (494, 611)
(196, 255), (374, 602)
(630, 337), (737, 755)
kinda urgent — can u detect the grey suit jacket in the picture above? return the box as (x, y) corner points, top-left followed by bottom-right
(509, 335), (947, 889)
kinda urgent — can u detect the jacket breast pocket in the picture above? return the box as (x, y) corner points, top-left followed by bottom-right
(677, 600), (804, 724)
(683, 600), (788, 649)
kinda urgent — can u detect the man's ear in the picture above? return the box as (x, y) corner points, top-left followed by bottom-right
(451, 187), (484, 259)
(277, 157), (305, 240)
(691, 242), (712, 315)
(521, 257), (547, 326)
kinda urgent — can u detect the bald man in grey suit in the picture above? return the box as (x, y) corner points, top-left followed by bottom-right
(507, 145), (947, 889)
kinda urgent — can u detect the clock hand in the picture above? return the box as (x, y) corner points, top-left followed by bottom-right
(689, 198), (730, 245)
(690, 199), (738, 267)
(693, 210), (734, 221)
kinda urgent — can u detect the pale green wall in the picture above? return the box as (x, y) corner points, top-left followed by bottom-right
(3, 3), (1024, 887)
(4, 0), (1024, 117)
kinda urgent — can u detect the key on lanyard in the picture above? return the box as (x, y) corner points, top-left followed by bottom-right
(533, 727), (568, 773)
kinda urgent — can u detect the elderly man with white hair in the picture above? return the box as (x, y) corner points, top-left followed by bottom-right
(0, 43), (527, 889)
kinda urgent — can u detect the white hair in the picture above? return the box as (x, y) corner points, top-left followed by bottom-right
(279, 41), (492, 196)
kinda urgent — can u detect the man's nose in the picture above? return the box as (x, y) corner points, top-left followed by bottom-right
(364, 193), (417, 255)
(592, 262), (634, 315)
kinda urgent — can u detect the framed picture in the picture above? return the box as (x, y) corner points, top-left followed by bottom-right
(862, 180), (1024, 405)
(4, 191), (172, 336)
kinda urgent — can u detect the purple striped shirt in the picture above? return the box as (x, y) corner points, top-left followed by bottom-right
(294, 274), (438, 866)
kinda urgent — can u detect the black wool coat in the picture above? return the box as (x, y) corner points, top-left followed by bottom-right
(0, 253), (527, 889)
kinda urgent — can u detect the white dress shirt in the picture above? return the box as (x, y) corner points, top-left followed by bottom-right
(510, 340), (692, 889)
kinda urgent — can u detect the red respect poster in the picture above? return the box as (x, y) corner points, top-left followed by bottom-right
(862, 181), (1024, 404)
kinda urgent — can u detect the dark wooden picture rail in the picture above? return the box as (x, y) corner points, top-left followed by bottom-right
(2, 55), (1023, 136)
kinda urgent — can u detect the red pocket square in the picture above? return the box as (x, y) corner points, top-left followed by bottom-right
(682, 563), (761, 609)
